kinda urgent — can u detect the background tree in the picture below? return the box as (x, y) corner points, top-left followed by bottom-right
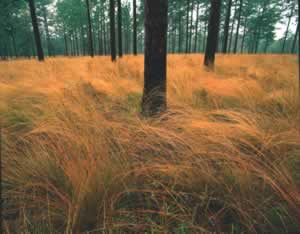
(222, 0), (233, 53)
(110, 0), (116, 61)
(142, 0), (168, 117)
(28, 0), (44, 61)
(117, 0), (123, 57)
(133, 0), (137, 55)
(85, 0), (94, 57)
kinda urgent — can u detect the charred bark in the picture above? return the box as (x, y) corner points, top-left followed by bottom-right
(142, 0), (168, 117)
(204, 0), (221, 69)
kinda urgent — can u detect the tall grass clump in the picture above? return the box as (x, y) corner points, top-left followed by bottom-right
(1, 55), (300, 233)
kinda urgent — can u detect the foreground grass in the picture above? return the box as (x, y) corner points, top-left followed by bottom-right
(1, 54), (300, 233)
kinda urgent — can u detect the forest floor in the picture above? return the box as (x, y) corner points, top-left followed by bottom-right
(1, 54), (300, 233)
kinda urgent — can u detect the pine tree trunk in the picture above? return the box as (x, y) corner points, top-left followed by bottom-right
(194, 3), (200, 53)
(142, 0), (168, 117)
(10, 32), (17, 57)
(291, 22), (299, 53)
(28, 0), (44, 61)
(86, 0), (94, 57)
(204, 0), (221, 70)
(42, 6), (52, 56)
(75, 32), (79, 56)
(233, 0), (243, 53)
(203, 21), (208, 52)
(110, 0), (116, 61)
(282, 2), (295, 53)
(228, 4), (237, 53)
(178, 18), (182, 53)
(133, 0), (137, 55)
(223, 0), (233, 53)
(240, 16), (247, 53)
(117, 0), (123, 57)
(63, 27), (69, 56)
(185, 0), (190, 53)
(264, 38), (269, 53)
(188, 0), (194, 53)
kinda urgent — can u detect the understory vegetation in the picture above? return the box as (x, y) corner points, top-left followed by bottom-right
(1, 54), (300, 233)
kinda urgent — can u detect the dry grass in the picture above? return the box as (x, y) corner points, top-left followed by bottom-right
(1, 54), (300, 233)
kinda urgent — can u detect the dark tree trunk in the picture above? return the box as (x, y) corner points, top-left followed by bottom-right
(291, 22), (299, 53)
(28, 0), (44, 61)
(185, 0), (190, 53)
(133, 0), (137, 55)
(110, 0), (116, 61)
(86, 0), (94, 57)
(282, 2), (295, 53)
(233, 0), (243, 53)
(142, 0), (168, 117)
(204, 0), (221, 70)
(222, 0), (232, 53)
(117, 0), (123, 57)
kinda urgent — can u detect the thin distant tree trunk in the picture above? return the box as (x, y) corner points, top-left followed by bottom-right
(28, 0), (44, 61)
(75, 32), (79, 56)
(172, 22), (177, 53)
(291, 22), (299, 53)
(282, 2), (295, 53)
(233, 0), (243, 53)
(85, 0), (94, 57)
(98, 24), (103, 55)
(194, 3), (200, 53)
(133, 0), (137, 55)
(188, 0), (194, 53)
(10, 32), (17, 57)
(42, 6), (52, 56)
(254, 28), (262, 53)
(203, 21), (208, 52)
(110, 0), (116, 61)
(240, 17), (247, 53)
(142, 0), (168, 117)
(117, 0), (123, 57)
(103, 23), (107, 55)
(185, 0), (190, 53)
(178, 18), (182, 53)
(204, 0), (221, 70)
(228, 4), (237, 53)
(105, 22), (109, 55)
(80, 25), (86, 55)
(264, 38), (269, 53)
(222, 0), (232, 53)
(63, 27), (69, 56)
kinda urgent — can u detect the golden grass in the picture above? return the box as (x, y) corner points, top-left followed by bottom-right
(1, 54), (300, 233)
